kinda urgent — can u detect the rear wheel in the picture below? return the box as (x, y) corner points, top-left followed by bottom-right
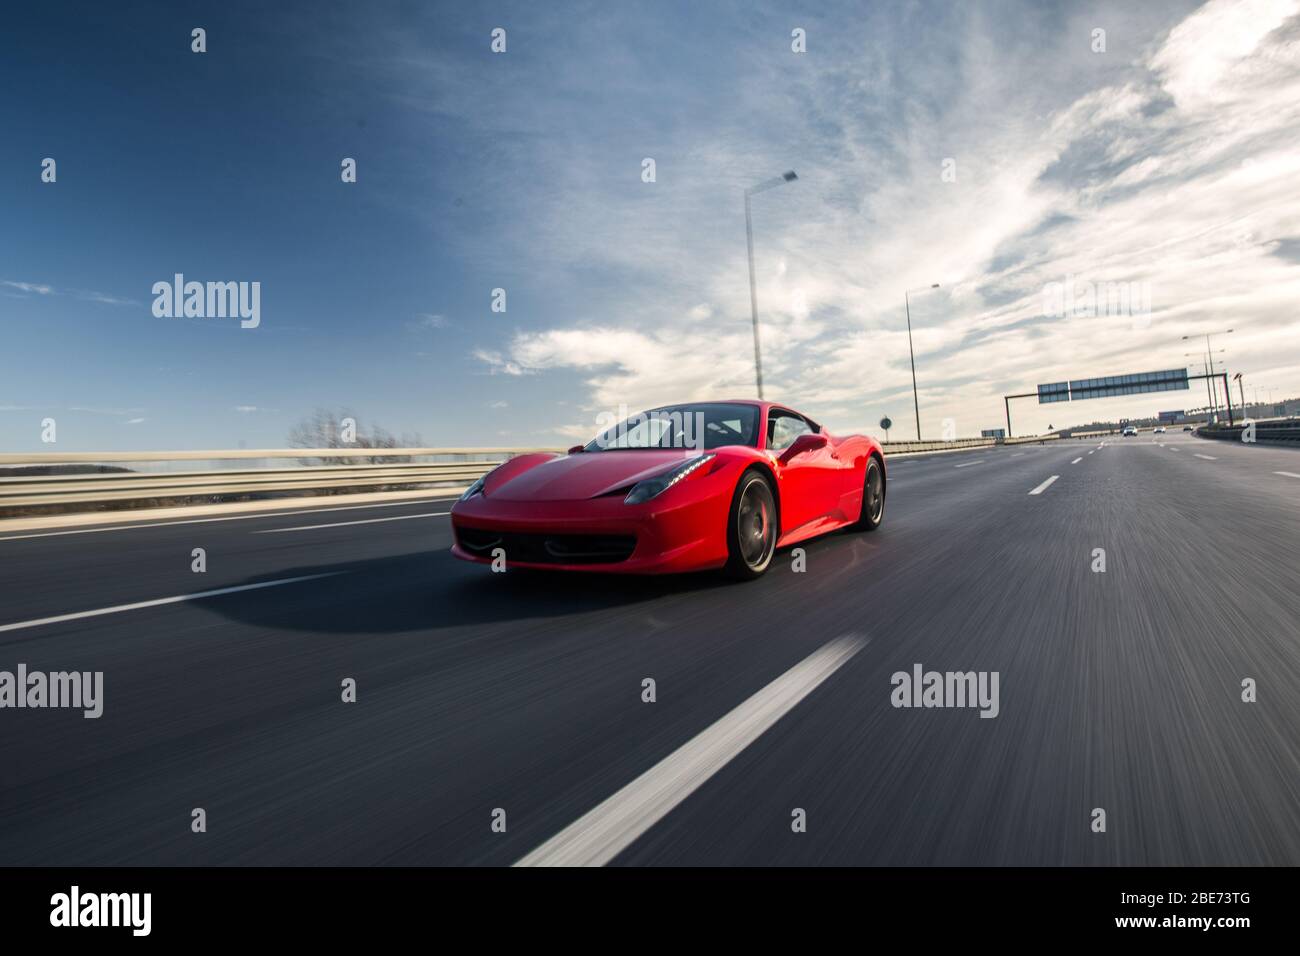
(723, 469), (777, 580)
(853, 456), (885, 531)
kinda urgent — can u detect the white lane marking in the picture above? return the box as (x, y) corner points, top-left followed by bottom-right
(1273, 471), (1300, 479)
(1010, 453), (1025, 458)
(513, 634), (866, 867)
(1194, 453), (1217, 461)
(1087, 450), (1094, 455)
(1028, 475), (1059, 495)
(0, 498), (461, 542)
(954, 460), (985, 468)
(0, 573), (346, 634)
(1071, 457), (1082, 464)
(254, 512), (450, 533)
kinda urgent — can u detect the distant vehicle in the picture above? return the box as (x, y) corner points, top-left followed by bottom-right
(1153, 426), (1166, 433)
(451, 400), (886, 580)
(1183, 425), (1194, 431)
(1121, 426), (1138, 437)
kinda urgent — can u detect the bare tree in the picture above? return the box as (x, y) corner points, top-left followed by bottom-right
(287, 408), (422, 465)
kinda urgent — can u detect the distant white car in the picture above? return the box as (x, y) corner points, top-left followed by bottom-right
(1153, 426), (1166, 434)
(1121, 426), (1138, 436)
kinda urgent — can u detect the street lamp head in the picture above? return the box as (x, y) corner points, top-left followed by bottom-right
(747, 170), (799, 195)
(930, 283), (940, 289)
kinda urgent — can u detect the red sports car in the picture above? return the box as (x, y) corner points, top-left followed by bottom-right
(450, 400), (885, 579)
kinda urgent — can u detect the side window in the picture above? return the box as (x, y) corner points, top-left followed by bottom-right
(768, 411), (812, 451)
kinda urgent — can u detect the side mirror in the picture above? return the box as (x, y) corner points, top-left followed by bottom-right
(567, 445), (585, 454)
(779, 432), (827, 461)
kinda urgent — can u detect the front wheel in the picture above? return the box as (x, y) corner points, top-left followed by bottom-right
(723, 470), (777, 580)
(853, 456), (884, 531)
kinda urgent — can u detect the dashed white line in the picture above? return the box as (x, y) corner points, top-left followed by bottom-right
(1087, 450), (1095, 455)
(1194, 453), (1217, 461)
(1028, 475), (1059, 495)
(513, 635), (867, 867)
(0, 573), (346, 635)
(0, 498), (461, 542)
(1071, 457), (1082, 465)
(1010, 453), (1025, 458)
(1274, 471), (1300, 479)
(954, 460), (985, 468)
(254, 512), (450, 533)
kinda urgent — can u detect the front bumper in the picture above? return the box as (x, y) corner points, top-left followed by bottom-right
(449, 487), (730, 574)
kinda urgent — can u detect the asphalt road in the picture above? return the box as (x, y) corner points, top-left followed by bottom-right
(1, 433), (1298, 866)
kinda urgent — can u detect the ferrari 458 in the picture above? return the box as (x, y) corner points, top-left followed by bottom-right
(450, 400), (885, 579)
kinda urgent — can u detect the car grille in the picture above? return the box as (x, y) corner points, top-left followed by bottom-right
(455, 525), (637, 565)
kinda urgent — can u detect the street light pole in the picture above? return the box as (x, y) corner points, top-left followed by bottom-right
(744, 170), (797, 400)
(905, 283), (940, 440)
(1183, 329), (1232, 420)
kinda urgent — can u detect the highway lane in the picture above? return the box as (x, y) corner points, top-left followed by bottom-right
(0, 437), (1297, 865)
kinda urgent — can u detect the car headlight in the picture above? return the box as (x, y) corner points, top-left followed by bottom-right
(624, 454), (715, 505)
(459, 476), (486, 502)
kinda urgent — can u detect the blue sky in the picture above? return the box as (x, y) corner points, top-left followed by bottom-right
(3, 0), (1299, 452)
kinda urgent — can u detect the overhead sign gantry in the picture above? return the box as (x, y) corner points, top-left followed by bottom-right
(1003, 367), (1232, 437)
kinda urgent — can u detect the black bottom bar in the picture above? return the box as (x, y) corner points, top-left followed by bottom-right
(0, 866), (1285, 942)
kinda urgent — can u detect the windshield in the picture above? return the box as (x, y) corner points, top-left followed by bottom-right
(584, 403), (760, 451)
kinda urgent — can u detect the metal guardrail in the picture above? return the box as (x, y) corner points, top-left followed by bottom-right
(0, 449), (548, 518)
(1197, 418), (1300, 444)
(1000, 434), (1061, 445)
(880, 438), (996, 454)
(0, 436), (1059, 518)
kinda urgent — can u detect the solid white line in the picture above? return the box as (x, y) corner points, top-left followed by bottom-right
(1274, 471), (1300, 479)
(254, 512), (450, 533)
(1071, 457), (1082, 464)
(1028, 475), (1059, 495)
(0, 498), (461, 542)
(0, 572), (346, 634)
(1194, 453), (1217, 461)
(954, 460), (985, 468)
(513, 634), (866, 867)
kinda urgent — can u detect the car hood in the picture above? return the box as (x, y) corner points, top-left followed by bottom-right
(489, 449), (704, 501)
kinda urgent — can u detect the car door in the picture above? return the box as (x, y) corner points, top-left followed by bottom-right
(767, 409), (841, 532)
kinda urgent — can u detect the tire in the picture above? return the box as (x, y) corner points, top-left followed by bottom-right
(852, 455), (885, 531)
(723, 469), (777, 580)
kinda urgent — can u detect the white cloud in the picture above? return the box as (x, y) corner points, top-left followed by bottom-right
(466, 0), (1300, 438)
(472, 349), (527, 376)
(3, 279), (138, 306)
(2, 280), (55, 295)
